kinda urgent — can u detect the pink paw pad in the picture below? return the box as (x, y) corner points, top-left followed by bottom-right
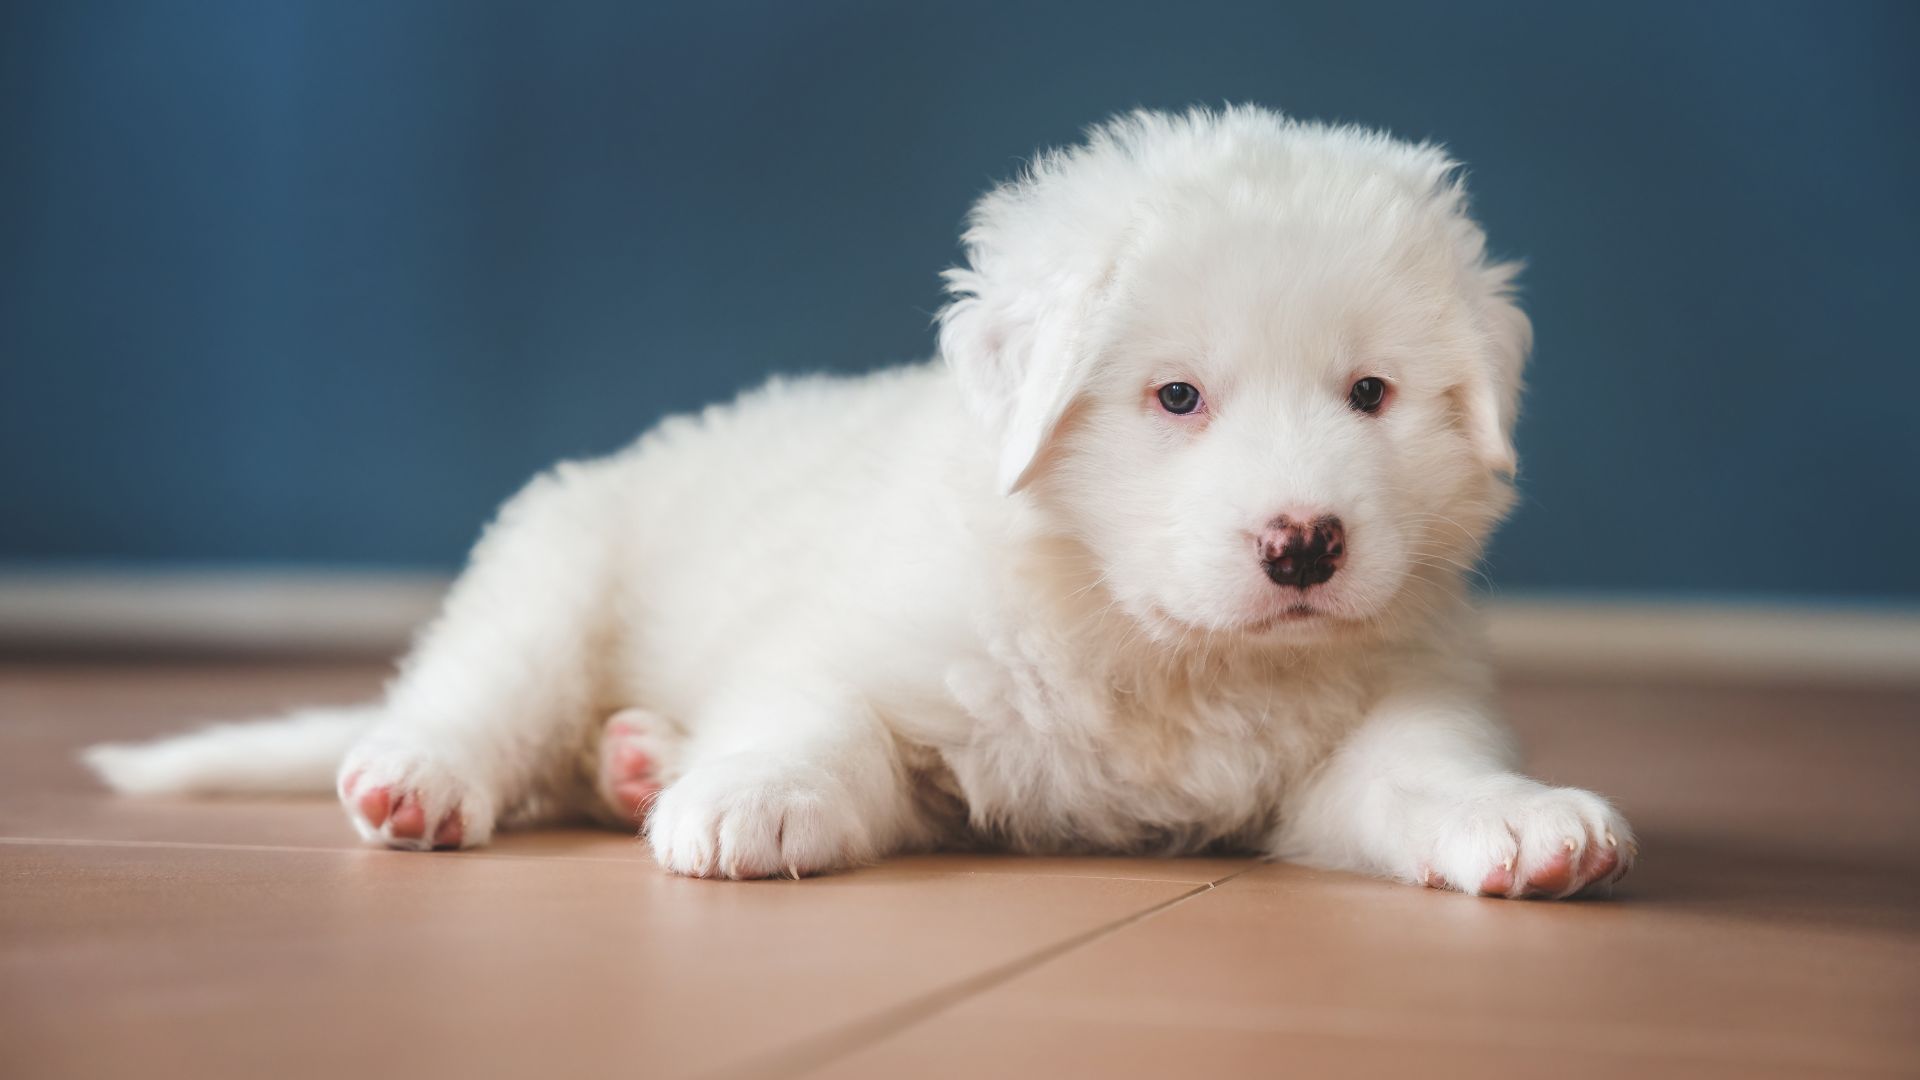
(1490, 836), (1632, 900)
(353, 779), (391, 827)
(599, 710), (672, 825)
(1478, 862), (1516, 897)
(340, 770), (465, 851)
(388, 795), (429, 839)
(1524, 849), (1576, 896)
(1581, 840), (1623, 884)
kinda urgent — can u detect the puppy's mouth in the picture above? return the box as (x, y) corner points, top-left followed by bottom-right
(1242, 604), (1329, 633)
(1141, 596), (1356, 645)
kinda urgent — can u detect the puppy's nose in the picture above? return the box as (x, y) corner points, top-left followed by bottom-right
(1259, 515), (1345, 588)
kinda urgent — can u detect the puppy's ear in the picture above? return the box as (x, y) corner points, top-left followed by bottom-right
(1457, 261), (1531, 477)
(938, 262), (1104, 494)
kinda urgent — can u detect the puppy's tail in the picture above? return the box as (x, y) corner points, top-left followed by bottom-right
(82, 705), (381, 796)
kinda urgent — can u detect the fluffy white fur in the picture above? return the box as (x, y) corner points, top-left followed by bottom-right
(88, 106), (1634, 897)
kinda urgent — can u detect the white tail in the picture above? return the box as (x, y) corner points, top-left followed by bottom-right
(83, 705), (381, 796)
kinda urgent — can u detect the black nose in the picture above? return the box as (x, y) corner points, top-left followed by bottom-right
(1260, 516), (1346, 588)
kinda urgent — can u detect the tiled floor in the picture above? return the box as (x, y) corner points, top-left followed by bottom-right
(1, 662), (1916, 1079)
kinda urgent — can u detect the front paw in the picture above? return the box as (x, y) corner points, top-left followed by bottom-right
(1421, 782), (1635, 899)
(646, 753), (871, 879)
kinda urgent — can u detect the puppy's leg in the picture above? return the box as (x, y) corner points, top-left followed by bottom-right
(1274, 690), (1636, 899)
(645, 677), (920, 879)
(340, 464), (626, 851)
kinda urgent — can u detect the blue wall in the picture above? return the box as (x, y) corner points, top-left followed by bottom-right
(3, 0), (1916, 600)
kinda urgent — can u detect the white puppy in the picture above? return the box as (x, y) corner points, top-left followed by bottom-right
(89, 106), (1634, 898)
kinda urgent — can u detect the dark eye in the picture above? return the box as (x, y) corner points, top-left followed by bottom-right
(1348, 377), (1387, 415)
(1157, 382), (1202, 415)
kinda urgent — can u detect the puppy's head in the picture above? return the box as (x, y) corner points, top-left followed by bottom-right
(940, 107), (1529, 643)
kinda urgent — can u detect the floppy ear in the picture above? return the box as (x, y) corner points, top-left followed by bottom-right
(1458, 262), (1532, 477)
(938, 264), (1103, 494)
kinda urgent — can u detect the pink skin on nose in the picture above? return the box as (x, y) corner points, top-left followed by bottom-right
(1258, 514), (1346, 588)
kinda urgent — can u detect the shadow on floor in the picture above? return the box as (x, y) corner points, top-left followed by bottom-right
(1621, 827), (1920, 937)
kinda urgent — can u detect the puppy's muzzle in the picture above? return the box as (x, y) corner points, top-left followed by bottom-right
(1260, 515), (1345, 589)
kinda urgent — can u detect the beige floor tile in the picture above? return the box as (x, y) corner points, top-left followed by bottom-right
(0, 840), (1198, 1080)
(823, 681), (1920, 1079)
(1503, 677), (1920, 860)
(817, 1004), (1861, 1080)
(4, 662), (1917, 1078)
(825, 859), (1920, 1078)
(879, 852), (1255, 885)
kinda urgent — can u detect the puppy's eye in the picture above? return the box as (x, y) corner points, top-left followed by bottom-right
(1157, 382), (1202, 415)
(1348, 377), (1387, 415)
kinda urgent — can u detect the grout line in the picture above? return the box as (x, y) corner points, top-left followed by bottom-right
(716, 865), (1258, 1080)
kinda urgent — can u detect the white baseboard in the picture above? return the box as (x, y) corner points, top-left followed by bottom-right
(0, 570), (446, 655)
(1482, 598), (1920, 687)
(1, 571), (1915, 686)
